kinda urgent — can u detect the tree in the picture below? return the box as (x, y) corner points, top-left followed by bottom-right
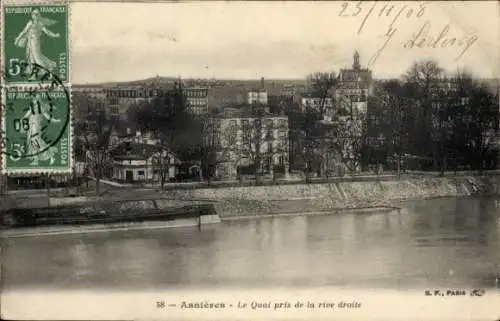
(237, 103), (267, 182)
(382, 62), (500, 172)
(457, 82), (498, 170)
(329, 115), (366, 174)
(402, 60), (444, 161)
(403, 60), (444, 96)
(80, 106), (117, 196)
(191, 118), (221, 185)
(374, 80), (413, 174)
(129, 81), (210, 175)
(293, 109), (324, 182)
(129, 81), (195, 157)
(306, 72), (338, 116)
(151, 149), (174, 190)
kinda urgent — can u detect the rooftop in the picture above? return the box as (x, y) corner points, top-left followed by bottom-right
(110, 142), (166, 160)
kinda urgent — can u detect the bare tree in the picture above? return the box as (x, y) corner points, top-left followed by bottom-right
(294, 109), (323, 182)
(402, 60), (445, 162)
(151, 148), (173, 190)
(80, 106), (116, 196)
(268, 118), (289, 182)
(330, 115), (366, 174)
(376, 80), (412, 175)
(239, 112), (265, 183)
(403, 60), (444, 96)
(306, 72), (338, 116)
(196, 118), (222, 186)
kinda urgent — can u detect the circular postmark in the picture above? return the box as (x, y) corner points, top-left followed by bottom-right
(1, 62), (70, 164)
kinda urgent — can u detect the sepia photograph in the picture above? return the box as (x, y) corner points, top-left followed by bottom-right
(0, 1), (499, 320)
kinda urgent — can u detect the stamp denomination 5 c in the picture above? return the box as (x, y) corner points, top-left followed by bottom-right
(1, 85), (71, 174)
(2, 4), (69, 84)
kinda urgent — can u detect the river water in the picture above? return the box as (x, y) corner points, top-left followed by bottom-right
(2, 197), (500, 291)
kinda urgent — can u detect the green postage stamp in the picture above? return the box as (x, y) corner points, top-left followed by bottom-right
(1, 87), (72, 174)
(2, 3), (69, 84)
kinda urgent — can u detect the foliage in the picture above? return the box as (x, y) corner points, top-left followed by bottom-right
(306, 72), (338, 115)
(370, 61), (499, 171)
(150, 149), (174, 189)
(77, 100), (117, 195)
(289, 108), (324, 180)
(128, 81), (200, 159)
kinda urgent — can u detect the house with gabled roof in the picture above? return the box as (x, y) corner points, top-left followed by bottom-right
(110, 142), (180, 183)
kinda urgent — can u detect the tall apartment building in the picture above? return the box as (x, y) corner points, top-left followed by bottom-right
(106, 86), (157, 120)
(336, 51), (373, 116)
(204, 109), (289, 179)
(185, 87), (209, 115)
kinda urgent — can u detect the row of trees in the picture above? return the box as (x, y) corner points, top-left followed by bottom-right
(367, 61), (498, 172)
(289, 60), (498, 177)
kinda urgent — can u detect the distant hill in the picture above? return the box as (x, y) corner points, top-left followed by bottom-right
(74, 76), (498, 97)
(74, 76), (307, 88)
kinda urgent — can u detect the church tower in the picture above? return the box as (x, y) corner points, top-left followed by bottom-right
(353, 51), (360, 70)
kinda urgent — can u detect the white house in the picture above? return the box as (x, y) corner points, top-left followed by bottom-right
(110, 142), (179, 183)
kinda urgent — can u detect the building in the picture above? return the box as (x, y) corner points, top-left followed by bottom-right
(72, 85), (108, 100)
(207, 86), (247, 110)
(336, 51), (373, 115)
(247, 90), (268, 105)
(205, 109), (289, 179)
(110, 142), (179, 183)
(109, 127), (161, 148)
(106, 85), (157, 120)
(300, 96), (335, 113)
(73, 91), (107, 120)
(185, 87), (209, 115)
(105, 84), (210, 117)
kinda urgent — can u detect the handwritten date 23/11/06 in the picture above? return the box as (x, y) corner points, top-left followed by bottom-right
(338, 2), (426, 34)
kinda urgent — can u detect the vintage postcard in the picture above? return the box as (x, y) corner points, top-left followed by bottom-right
(0, 1), (499, 320)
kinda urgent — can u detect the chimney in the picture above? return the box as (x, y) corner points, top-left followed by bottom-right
(261, 77), (265, 90)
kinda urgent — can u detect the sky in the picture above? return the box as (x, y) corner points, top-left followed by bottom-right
(70, 1), (499, 84)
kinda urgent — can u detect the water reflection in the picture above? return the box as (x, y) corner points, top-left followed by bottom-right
(2, 197), (499, 290)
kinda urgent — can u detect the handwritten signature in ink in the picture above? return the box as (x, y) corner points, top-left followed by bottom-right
(337, 2), (478, 68)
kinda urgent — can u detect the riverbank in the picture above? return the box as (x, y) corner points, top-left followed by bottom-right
(1, 175), (499, 232)
(167, 175), (500, 218)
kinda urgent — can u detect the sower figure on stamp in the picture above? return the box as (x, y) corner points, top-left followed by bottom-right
(22, 94), (61, 166)
(14, 9), (60, 80)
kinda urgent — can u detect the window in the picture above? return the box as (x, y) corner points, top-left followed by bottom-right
(279, 130), (287, 141)
(138, 170), (145, 176)
(266, 127), (273, 140)
(242, 120), (250, 132)
(214, 133), (221, 147)
(228, 121), (237, 145)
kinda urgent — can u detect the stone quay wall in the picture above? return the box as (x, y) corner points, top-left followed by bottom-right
(164, 176), (500, 218)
